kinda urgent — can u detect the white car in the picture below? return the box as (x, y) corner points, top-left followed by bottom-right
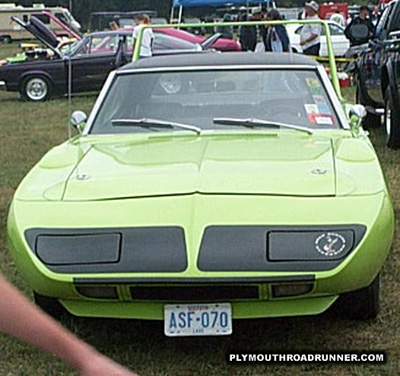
(286, 21), (350, 56)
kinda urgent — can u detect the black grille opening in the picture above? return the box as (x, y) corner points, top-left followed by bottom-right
(130, 285), (260, 302)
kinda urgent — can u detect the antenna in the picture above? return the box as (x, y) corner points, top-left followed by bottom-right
(67, 0), (73, 142)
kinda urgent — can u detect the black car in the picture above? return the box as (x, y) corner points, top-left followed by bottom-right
(353, 0), (400, 147)
(0, 16), (217, 102)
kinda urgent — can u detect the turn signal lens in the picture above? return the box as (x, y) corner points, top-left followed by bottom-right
(76, 286), (118, 299)
(272, 284), (313, 298)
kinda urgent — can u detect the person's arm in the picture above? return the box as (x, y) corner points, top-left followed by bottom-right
(300, 23), (321, 46)
(300, 32), (318, 46)
(344, 19), (355, 42)
(131, 26), (139, 55)
(276, 25), (290, 52)
(0, 274), (139, 376)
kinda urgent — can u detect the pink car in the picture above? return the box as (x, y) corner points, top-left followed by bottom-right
(155, 28), (241, 52)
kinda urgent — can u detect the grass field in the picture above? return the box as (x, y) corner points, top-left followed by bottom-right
(1, 43), (400, 376)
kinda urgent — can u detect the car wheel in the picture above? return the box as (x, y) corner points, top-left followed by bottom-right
(20, 76), (52, 102)
(356, 78), (381, 129)
(384, 87), (400, 148)
(33, 292), (66, 319)
(334, 274), (380, 320)
(3, 36), (12, 44)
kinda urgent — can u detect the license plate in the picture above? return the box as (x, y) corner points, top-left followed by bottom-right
(164, 303), (232, 337)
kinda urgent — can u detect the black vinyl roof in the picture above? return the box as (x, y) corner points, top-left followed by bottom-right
(119, 52), (319, 71)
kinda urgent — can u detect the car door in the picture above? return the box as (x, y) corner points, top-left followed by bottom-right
(67, 33), (120, 93)
(359, 4), (394, 104)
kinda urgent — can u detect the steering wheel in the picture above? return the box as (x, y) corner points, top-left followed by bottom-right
(263, 102), (305, 122)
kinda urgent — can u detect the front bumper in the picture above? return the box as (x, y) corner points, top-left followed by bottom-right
(60, 295), (338, 320)
(7, 192), (394, 319)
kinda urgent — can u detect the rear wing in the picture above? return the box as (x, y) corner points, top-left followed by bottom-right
(132, 20), (342, 101)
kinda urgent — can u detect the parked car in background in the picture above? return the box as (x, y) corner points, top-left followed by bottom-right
(89, 11), (164, 32)
(354, 0), (400, 147)
(0, 3), (80, 42)
(41, 10), (82, 39)
(287, 21), (350, 56)
(156, 27), (241, 52)
(276, 7), (302, 20)
(0, 16), (216, 101)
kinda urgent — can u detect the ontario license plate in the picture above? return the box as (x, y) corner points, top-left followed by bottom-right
(164, 303), (232, 337)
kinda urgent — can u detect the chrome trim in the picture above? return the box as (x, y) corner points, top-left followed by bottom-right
(117, 64), (318, 75)
(366, 106), (385, 115)
(317, 65), (350, 130)
(83, 71), (117, 136)
(0, 80), (6, 91)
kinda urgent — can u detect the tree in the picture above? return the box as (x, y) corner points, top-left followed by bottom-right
(0, 0), (174, 29)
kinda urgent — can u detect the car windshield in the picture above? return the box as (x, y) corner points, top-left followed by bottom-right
(90, 69), (340, 134)
(63, 37), (85, 56)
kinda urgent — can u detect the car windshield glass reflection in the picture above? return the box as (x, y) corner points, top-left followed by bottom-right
(90, 69), (340, 134)
(63, 37), (86, 57)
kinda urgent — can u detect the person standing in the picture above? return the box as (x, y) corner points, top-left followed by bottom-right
(265, 9), (290, 52)
(109, 20), (120, 30)
(370, 5), (381, 26)
(239, 13), (257, 52)
(132, 14), (154, 58)
(216, 13), (234, 39)
(300, 1), (322, 56)
(330, 9), (346, 28)
(344, 6), (374, 46)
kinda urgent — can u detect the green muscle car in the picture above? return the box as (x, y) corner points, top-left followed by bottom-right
(7, 48), (394, 336)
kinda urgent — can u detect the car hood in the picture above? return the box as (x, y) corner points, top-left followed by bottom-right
(61, 134), (336, 201)
(11, 16), (61, 57)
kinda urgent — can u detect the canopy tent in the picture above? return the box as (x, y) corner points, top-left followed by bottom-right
(171, 0), (275, 23)
(173, 0), (272, 6)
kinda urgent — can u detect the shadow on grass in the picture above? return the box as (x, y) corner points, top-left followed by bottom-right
(63, 308), (374, 354)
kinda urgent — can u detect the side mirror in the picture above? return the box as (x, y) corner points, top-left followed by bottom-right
(389, 30), (400, 40)
(71, 110), (87, 134)
(349, 104), (367, 134)
(349, 104), (367, 119)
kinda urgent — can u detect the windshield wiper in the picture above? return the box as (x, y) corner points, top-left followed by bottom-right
(213, 118), (313, 135)
(111, 118), (201, 134)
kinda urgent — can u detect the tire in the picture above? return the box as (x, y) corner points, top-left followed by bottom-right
(3, 35), (12, 44)
(384, 87), (400, 148)
(356, 78), (381, 129)
(20, 75), (52, 102)
(334, 274), (380, 320)
(33, 292), (66, 319)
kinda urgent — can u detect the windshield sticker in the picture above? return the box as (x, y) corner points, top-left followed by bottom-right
(305, 104), (319, 114)
(306, 78), (320, 88)
(315, 116), (334, 125)
(305, 104), (320, 123)
(317, 103), (332, 114)
(313, 95), (325, 104)
(310, 86), (324, 95)
(312, 95), (331, 114)
(306, 78), (323, 95)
